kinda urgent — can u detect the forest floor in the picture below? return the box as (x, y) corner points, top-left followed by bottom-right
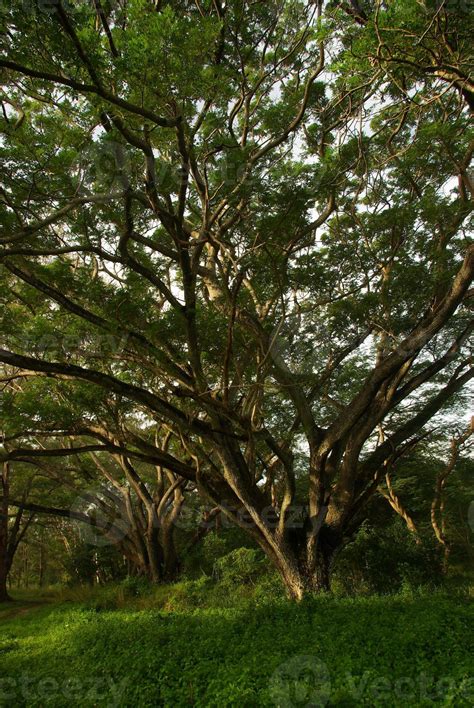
(0, 599), (49, 623)
(0, 585), (473, 707)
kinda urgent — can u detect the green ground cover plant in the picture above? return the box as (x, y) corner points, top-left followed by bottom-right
(1, 585), (473, 707)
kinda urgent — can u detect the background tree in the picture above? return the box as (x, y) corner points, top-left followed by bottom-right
(0, 439), (193, 585)
(0, 462), (36, 601)
(430, 421), (473, 570)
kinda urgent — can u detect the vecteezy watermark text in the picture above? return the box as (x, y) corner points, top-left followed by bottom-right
(0, 675), (129, 706)
(269, 655), (474, 707)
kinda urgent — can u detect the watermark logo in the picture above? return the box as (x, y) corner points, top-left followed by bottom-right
(70, 486), (130, 547)
(269, 655), (331, 707)
(7, 332), (130, 359)
(268, 658), (474, 706)
(75, 139), (132, 192)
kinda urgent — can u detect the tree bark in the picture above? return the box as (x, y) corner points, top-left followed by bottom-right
(274, 551), (333, 600)
(431, 423), (473, 572)
(0, 555), (11, 602)
(38, 544), (45, 588)
(145, 528), (163, 584)
(0, 463), (12, 601)
(161, 523), (180, 581)
(312, 545), (333, 593)
(258, 528), (338, 601)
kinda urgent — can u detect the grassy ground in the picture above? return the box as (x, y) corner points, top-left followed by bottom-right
(0, 584), (473, 707)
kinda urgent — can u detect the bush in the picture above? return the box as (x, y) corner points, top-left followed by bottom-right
(63, 539), (127, 586)
(333, 519), (443, 595)
(213, 548), (267, 589)
(161, 577), (213, 611)
(253, 571), (286, 604)
(119, 576), (154, 598)
(181, 527), (256, 579)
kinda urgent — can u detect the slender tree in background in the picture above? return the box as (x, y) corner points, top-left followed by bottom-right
(0, 462), (36, 601)
(0, 1), (472, 598)
(431, 421), (473, 569)
(0, 462), (13, 601)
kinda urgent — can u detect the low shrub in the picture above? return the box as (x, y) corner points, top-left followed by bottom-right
(212, 547), (267, 589)
(333, 519), (443, 595)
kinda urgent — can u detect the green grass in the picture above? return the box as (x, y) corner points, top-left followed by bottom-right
(0, 585), (472, 707)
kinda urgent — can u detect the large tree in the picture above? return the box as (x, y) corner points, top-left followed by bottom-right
(0, 0), (472, 598)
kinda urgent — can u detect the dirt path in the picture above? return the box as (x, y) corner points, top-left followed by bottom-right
(0, 601), (48, 622)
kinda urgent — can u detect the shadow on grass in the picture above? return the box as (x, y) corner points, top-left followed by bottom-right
(0, 594), (473, 706)
(0, 600), (50, 623)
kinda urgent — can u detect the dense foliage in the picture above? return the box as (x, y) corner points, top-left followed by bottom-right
(0, 0), (472, 603)
(1, 588), (473, 706)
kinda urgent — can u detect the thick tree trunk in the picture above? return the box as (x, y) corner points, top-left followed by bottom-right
(145, 528), (163, 584)
(160, 485), (185, 581)
(162, 535), (179, 581)
(161, 517), (181, 581)
(0, 559), (11, 602)
(261, 531), (337, 601)
(312, 547), (332, 593)
(275, 556), (332, 600)
(279, 567), (306, 602)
